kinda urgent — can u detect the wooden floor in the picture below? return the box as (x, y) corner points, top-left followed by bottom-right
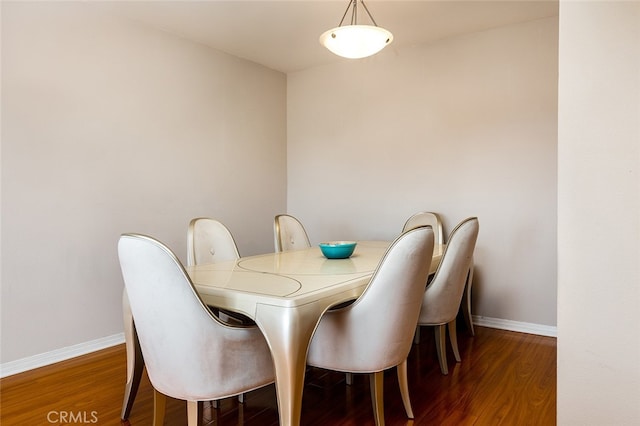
(0, 326), (556, 425)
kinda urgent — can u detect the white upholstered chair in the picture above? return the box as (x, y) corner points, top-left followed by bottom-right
(187, 217), (240, 266)
(273, 214), (311, 252)
(118, 234), (275, 426)
(187, 217), (249, 322)
(403, 211), (476, 336)
(402, 211), (444, 246)
(306, 226), (435, 426)
(121, 218), (245, 419)
(416, 217), (479, 375)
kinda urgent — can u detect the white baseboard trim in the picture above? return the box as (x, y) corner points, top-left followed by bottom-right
(473, 315), (557, 337)
(0, 333), (125, 378)
(1, 316), (556, 378)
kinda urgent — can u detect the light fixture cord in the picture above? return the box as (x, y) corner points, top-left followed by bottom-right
(350, 0), (357, 25)
(337, 0), (379, 27)
(337, 0), (354, 26)
(359, 0), (379, 27)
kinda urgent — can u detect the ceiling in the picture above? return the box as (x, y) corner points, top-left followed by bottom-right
(105, 1), (558, 74)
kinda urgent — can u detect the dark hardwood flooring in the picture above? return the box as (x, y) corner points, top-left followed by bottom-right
(0, 326), (556, 425)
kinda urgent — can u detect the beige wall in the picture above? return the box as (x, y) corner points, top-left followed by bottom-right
(557, 1), (640, 423)
(287, 17), (559, 328)
(1, 3), (287, 363)
(4, 1), (640, 420)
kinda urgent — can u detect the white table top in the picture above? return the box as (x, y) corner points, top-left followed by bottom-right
(187, 241), (443, 316)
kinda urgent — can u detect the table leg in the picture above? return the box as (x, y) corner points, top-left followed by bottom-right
(254, 302), (324, 426)
(122, 290), (145, 420)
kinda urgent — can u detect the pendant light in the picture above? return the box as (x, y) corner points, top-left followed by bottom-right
(319, 0), (393, 59)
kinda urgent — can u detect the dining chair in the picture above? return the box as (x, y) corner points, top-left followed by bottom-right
(416, 217), (479, 375)
(187, 217), (240, 265)
(403, 211), (476, 336)
(187, 217), (250, 322)
(402, 211), (444, 246)
(118, 233), (275, 426)
(306, 226), (435, 426)
(273, 214), (311, 252)
(121, 218), (245, 420)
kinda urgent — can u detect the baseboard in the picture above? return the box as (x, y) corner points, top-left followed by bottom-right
(1, 316), (556, 378)
(473, 315), (557, 337)
(0, 333), (125, 378)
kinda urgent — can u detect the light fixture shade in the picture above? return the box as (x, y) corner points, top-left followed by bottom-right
(319, 25), (393, 59)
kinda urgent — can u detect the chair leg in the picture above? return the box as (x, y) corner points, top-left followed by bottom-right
(396, 360), (414, 419)
(369, 371), (385, 426)
(346, 372), (353, 385)
(448, 319), (461, 362)
(434, 324), (448, 375)
(461, 263), (475, 336)
(238, 399), (245, 423)
(186, 400), (204, 426)
(122, 297), (144, 420)
(153, 390), (167, 426)
(211, 394), (242, 409)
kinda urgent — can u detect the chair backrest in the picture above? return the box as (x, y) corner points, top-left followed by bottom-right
(418, 217), (479, 325)
(187, 217), (240, 266)
(273, 214), (311, 252)
(402, 211), (444, 246)
(308, 226), (435, 372)
(118, 234), (272, 400)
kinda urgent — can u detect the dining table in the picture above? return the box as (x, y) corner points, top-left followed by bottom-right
(122, 240), (444, 426)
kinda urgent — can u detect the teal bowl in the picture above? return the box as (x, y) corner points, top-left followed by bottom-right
(319, 241), (357, 259)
